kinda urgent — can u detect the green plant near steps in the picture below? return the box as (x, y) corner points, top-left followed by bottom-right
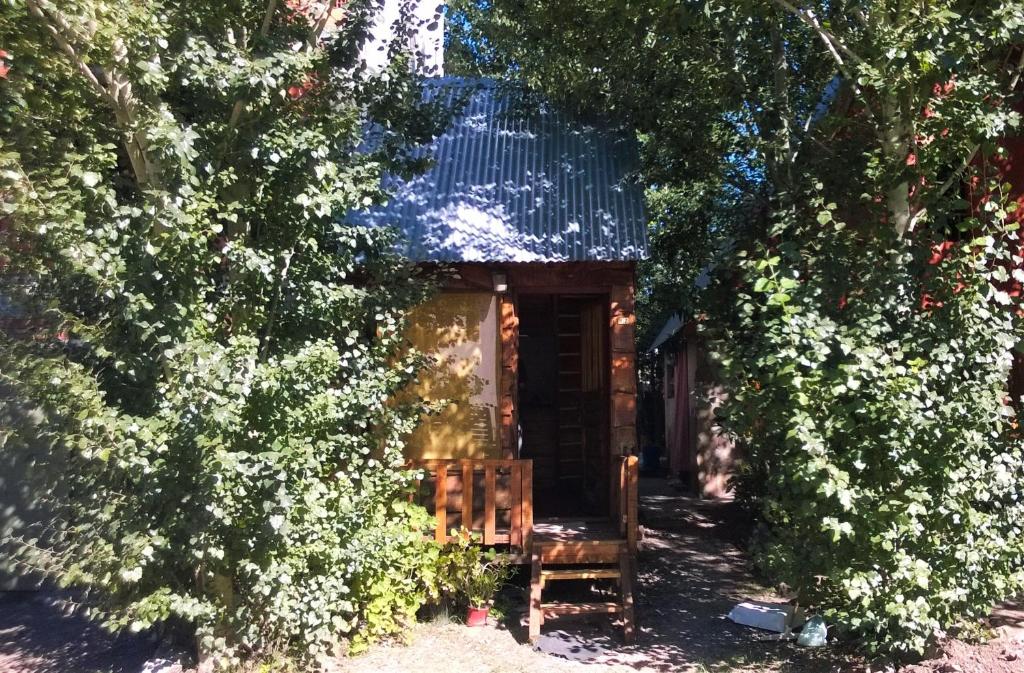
(438, 529), (513, 610)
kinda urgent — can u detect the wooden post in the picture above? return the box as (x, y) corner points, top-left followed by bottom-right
(619, 547), (636, 644)
(484, 464), (496, 544)
(610, 284), (638, 456)
(511, 461), (523, 548)
(434, 466), (448, 544)
(618, 457), (627, 537)
(522, 460), (533, 555)
(529, 549), (543, 642)
(499, 297), (519, 459)
(461, 460), (474, 534)
(626, 455), (639, 554)
(609, 454), (618, 521)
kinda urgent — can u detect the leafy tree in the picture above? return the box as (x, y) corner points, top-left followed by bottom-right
(711, 1), (1024, 656)
(445, 0), (825, 346)
(0, 0), (446, 665)
(450, 0), (1024, 656)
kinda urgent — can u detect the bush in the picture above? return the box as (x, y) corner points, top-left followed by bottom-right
(0, 0), (447, 666)
(711, 183), (1024, 656)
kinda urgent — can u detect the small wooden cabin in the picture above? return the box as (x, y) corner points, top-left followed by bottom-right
(356, 78), (647, 639)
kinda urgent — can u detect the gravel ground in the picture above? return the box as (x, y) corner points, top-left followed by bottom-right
(337, 478), (862, 673)
(0, 590), (157, 673)
(2, 478), (1020, 673)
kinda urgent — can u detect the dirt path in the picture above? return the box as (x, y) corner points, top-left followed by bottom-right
(2, 478), (1018, 672)
(340, 478), (860, 673)
(0, 591), (157, 673)
(525, 478), (861, 672)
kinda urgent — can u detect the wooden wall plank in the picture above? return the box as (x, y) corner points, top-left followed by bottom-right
(434, 466), (448, 543)
(461, 461), (474, 533)
(484, 464), (496, 544)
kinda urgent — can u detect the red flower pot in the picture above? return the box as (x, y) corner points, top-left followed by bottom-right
(466, 605), (490, 627)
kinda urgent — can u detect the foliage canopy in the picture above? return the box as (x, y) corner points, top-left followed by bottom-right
(449, 0), (1024, 656)
(1, 0), (446, 665)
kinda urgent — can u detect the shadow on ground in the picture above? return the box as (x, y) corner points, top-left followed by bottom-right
(0, 478), (860, 673)
(0, 591), (157, 673)
(526, 477), (860, 672)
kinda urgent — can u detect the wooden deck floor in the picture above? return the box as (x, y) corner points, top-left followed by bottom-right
(533, 518), (621, 543)
(532, 518), (627, 565)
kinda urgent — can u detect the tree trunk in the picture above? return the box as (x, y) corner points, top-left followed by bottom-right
(881, 89), (913, 237)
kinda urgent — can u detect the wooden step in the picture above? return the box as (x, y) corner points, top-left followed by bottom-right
(541, 602), (622, 615)
(541, 568), (621, 582)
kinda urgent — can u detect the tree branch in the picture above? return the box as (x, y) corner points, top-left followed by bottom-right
(26, 0), (160, 192)
(770, 0), (867, 67)
(769, 17), (795, 194)
(259, 249), (295, 359)
(25, 0), (113, 106)
(224, 0), (280, 137)
(307, 2), (336, 49)
(260, 0), (279, 38)
(769, 0), (879, 128)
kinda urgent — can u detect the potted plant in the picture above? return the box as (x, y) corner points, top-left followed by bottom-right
(462, 548), (512, 626)
(441, 529), (512, 626)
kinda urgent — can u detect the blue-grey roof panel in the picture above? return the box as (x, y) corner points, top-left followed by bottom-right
(352, 78), (648, 262)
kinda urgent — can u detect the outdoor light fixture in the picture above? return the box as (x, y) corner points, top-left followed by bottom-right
(492, 272), (508, 293)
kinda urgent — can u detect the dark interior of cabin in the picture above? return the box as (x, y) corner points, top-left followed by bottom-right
(517, 294), (609, 518)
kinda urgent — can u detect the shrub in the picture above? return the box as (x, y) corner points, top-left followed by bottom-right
(436, 530), (513, 611)
(0, 0), (447, 666)
(712, 183), (1024, 656)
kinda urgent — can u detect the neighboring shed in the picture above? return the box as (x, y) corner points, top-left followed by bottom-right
(648, 315), (739, 500)
(354, 76), (648, 641)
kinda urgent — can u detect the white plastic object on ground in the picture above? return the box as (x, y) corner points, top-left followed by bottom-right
(727, 601), (805, 633)
(797, 615), (828, 647)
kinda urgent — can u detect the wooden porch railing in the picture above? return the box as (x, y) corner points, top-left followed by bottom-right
(410, 459), (533, 551)
(611, 455), (639, 554)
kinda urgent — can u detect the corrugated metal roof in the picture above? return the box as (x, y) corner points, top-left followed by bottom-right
(648, 314), (684, 353)
(351, 78), (648, 262)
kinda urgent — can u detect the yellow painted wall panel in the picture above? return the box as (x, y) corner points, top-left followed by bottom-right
(406, 293), (501, 459)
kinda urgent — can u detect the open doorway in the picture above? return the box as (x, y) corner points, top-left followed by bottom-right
(517, 294), (609, 518)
